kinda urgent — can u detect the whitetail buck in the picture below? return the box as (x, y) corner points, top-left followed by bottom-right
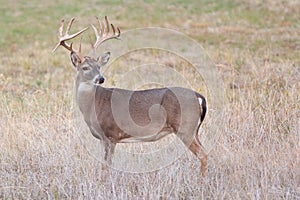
(53, 16), (208, 175)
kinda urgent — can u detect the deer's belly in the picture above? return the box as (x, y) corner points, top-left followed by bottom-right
(118, 130), (172, 143)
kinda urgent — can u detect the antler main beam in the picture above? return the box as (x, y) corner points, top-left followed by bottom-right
(52, 18), (89, 53)
(92, 16), (121, 50)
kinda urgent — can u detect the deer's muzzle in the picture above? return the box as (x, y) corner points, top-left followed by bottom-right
(94, 76), (105, 84)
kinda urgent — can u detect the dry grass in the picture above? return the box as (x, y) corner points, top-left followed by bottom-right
(1, 0), (300, 199)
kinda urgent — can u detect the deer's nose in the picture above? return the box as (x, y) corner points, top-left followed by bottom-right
(98, 76), (105, 84)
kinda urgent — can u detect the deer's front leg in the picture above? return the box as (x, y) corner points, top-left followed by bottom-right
(103, 139), (116, 166)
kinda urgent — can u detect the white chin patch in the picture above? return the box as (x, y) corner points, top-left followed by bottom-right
(92, 76), (98, 84)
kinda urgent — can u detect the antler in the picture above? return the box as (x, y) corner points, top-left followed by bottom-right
(52, 18), (89, 54)
(92, 16), (121, 50)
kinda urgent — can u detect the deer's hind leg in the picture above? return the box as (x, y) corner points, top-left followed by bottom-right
(188, 138), (208, 176)
(177, 131), (208, 176)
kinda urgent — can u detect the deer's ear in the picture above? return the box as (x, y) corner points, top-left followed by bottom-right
(70, 52), (82, 70)
(97, 52), (110, 65)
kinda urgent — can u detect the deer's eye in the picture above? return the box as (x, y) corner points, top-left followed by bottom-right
(82, 66), (89, 71)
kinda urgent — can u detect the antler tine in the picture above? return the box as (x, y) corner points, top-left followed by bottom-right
(52, 18), (89, 53)
(66, 18), (75, 35)
(79, 37), (83, 54)
(92, 24), (100, 40)
(92, 16), (121, 50)
(111, 23), (121, 37)
(96, 16), (103, 37)
(52, 19), (66, 52)
(58, 19), (64, 37)
(105, 16), (110, 35)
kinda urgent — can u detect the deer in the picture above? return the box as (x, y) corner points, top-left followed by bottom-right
(53, 16), (208, 176)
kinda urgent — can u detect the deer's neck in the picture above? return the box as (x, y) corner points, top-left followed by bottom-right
(76, 81), (98, 121)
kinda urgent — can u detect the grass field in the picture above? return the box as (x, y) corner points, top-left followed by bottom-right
(0, 0), (299, 199)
